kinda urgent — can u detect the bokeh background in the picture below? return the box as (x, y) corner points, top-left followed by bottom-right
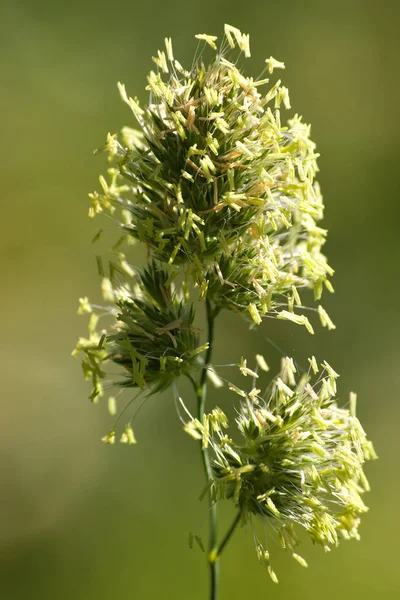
(1, 0), (399, 598)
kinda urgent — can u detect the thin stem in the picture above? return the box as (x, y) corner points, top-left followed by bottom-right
(195, 299), (219, 600)
(216, 511), (242, 559)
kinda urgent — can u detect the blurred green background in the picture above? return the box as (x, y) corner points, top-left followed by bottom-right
(1, 0), (399, 598)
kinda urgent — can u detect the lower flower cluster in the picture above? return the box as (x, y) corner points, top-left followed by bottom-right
(185, 356), (376, 581)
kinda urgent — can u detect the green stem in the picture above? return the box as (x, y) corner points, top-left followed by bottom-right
(215, 510), (242, 559)
(195, 299), (219, 600)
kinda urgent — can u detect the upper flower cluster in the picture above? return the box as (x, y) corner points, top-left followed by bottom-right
(75, 25), (338, 416)
(89, 24), (333, 328)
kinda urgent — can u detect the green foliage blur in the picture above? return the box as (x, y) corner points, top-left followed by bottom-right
(1, 1), (398, 597)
